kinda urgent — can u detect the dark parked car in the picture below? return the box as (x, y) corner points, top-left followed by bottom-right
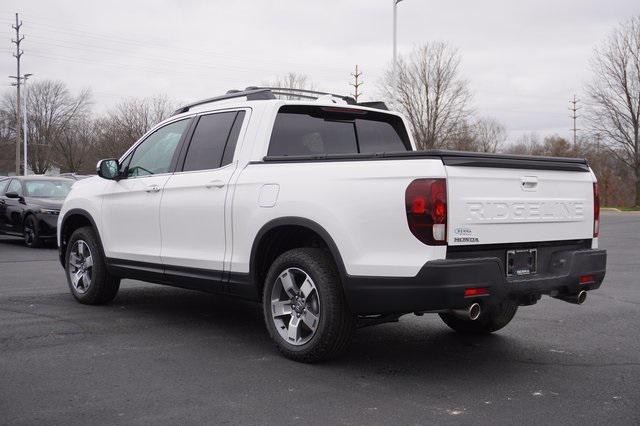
(0, 176), (74, 247)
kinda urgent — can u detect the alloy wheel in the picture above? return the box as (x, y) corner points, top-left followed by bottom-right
(68, 240), (93, 294)
(270, 267), (321, 346)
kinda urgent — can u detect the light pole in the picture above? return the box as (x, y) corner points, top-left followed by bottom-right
(392, 0), (404, 87)
(22, 73), (32, 176)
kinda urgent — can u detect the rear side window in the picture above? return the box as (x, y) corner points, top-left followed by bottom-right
(182, 111), (245, 172)
(267, 105), (410, 156)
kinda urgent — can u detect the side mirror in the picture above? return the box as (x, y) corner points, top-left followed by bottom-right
(5, 191), (21, 199)
(97, 159), (121, 180)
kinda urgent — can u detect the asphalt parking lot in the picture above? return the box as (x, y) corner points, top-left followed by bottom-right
(1, 212), (638, 425)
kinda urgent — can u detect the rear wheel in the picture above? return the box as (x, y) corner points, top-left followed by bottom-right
(263, 248), (355, 363)
(65, 226), (120, 305)
(439, 300), (518, 334)
(23, 215), (42, 248)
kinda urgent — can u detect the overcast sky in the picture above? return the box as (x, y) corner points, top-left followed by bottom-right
(1, 0), (638, 142)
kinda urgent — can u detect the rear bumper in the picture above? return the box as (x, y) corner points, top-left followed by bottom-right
(343, 248), (606, 315)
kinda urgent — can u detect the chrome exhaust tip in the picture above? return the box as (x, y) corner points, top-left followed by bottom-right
(449, 302), (482, 321)
(468, 302), (481, 320)
(552, 290), (588, 305)
(576, 290), (587, 305)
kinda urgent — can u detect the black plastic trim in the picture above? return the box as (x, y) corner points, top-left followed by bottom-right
(105, 258), (252, 297)
(357, 101), (388, 110)
(171, 117), (199, 174)
(104, 258), (258, 300)
(259, 150), (590, 172)
(343, 248), (606, 315)
(249, 216), (349, 289)
(58, 208), (105, 268)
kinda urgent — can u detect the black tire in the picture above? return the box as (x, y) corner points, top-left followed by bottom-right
(65, 226), (120, 305)
(439, 300), (518, 334)
(262, 248), (355, 363)
(23, 215), (42, 248)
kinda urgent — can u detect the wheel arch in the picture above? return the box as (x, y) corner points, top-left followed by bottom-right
(249, 217), (349, 299)
(59, 209), (104, 268)
(22, 210), (36, 226)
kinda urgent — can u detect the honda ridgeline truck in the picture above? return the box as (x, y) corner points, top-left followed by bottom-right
(57, 87), (607, 362)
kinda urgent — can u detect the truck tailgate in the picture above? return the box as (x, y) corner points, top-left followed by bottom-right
(445, 161), (595, 246)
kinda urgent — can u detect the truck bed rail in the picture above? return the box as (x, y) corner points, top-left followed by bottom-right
(261, 150), (590, 172)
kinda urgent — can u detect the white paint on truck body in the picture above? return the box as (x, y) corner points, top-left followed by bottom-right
(445, 166), (595, 246)
(59, 98), (598, 283)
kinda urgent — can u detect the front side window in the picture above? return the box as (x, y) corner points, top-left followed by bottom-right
(182, 111), (244, 172)
(267, 105), (410, 156)
(6, 179), (23, 196)
(127, 119), (190, 177)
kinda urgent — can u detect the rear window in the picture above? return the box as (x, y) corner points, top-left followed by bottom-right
(267, 105), (410, 156)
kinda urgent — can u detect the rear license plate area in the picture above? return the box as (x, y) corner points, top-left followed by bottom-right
(506, 249), (537, 277)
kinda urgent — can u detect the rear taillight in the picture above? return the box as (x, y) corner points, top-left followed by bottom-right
(579, 274), (595, 285)
(593, 182), (600, 237)
(405, 178), (447, 245)
(464, 287), (489, 297)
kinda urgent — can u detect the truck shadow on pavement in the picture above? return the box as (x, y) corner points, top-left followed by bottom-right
(80, 283), (528, 378)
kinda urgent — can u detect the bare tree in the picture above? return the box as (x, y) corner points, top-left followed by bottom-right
(55, 114), (96, 173)
(504, 133), (543, 156)
(446, 120), (477, 151)
(472, 117), (507, 153)
(381, 42), (472, 150)
(586, 16), (640, 206)
(0, 107), (16, 174)
(2, 80), (91, 174)
(445, 117), (506, 152)
(94, 95), (175, 159)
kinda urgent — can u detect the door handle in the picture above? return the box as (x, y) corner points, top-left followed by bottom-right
(205, 180), (225, 189)
(521, 176), (538, 191)
(145, 184), (161, 193)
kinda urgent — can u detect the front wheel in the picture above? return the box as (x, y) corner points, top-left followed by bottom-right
(262, 248), (355, 363)
(65, 226), (120, 305)
(23, 215), (42, 248)
(439, 300), (518, 334)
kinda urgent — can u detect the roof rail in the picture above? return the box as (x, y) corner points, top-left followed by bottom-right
(172, 86), (388, 116)
(252, 87), (356, 104)
(172, 88), (276, 115)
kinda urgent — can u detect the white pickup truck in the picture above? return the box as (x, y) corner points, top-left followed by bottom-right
(58, 87), (607, 362)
